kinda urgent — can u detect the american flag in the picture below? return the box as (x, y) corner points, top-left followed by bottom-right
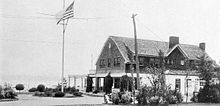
(57, 1), (74, 24)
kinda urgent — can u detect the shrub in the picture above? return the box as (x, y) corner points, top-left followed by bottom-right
(92, 90), (99, 94)
(0, 85), (2, 94)
(86, 76), (93, 92)
(210, 88), (220, 103)
(104, 73), (113, 94)
(190, 94), (198, 102)
(65, 86), (71, 93)
(120, 75), (132, 92)
(34, 91), (44, 96)
(111, 92), (120, 104)
(15, 84), (24, 92)
(65, 86), (76, 94)
(4, 90), (17, 99)
(167, 95), (178, 104)
(70, 87), (76, 93)
(54, 84), (61, 92)
(120, 91), (132, 104)
(175, 91), (183, 103)
(197, 84), (220, 103)
(136, 86), (151, 105)
(37, 84), (45, 92)
(43, 87), (53, 97)
(164, 90), (183, 104)
(109, 91), (132, 104)
(168, 90), (183, 104)
(73, 91), (82, 96)
(0, 85), (3, 99)
(149, 96), (160, 105)
(29, 87), (37, 92)
(52, 88), (59, 92)
(45, 87), (53, 91)
(44, 91), (53, 97)
(197, 87), (206, 102)
(0, 94), (4, 99)
(136, 85), (181, 105)
(54, 91), (65, 97)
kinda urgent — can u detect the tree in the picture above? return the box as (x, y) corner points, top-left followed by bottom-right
(137, 50), (179, 105)
(104, 73), (113, 94)
(15, 84), (24, 92)
(86, 76), (93, 92)
(196, 55), (214, 85)
(0, 85), (2, 94)
(37, 84), (45, 92)
(215, 67), (220, 80)
(120, 75), (132, 92)
(196, 55), (215, 103)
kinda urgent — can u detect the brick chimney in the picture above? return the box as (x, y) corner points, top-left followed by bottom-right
(169, 36), (179, 49)
(199, 42), (205, 51)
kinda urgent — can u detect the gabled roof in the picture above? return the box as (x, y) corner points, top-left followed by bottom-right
(110, 36), (208, 63)
(166, 44), (189, 58)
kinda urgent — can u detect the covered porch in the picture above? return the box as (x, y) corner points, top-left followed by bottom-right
(94, 73), (139, 92)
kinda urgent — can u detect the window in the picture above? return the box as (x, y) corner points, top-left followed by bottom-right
(195, 79), (199, 92)
(187, 79), (192, 87)
(168, 59), (173, 65)
(114, 78), (120, 88)
(107, 58), (111, 67)
(155, 58), (160, 68)
(167, 59), (170, 64)
(200, 79), (206, 86)
(165, 59), (168, 65)
(108, 43), (111, 49)
(189, 60), (195, 68)
(180, 60), (185, 65)
(114, 57), (120, 67)
(99, 59), (105, 68)
(175, 79), (181, 90)
(170, 60), (174, 65)
(150, 58), (155, 67)
(139, 57), (145, 66)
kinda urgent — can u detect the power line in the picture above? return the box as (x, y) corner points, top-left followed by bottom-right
(136, 18), (163, 41)
(1, 14), (54, 20)
(118, 0), (163, 41)
(1, 39), (79, 45)
(1, 14), (121, 22)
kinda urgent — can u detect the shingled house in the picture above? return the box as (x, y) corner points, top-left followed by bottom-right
(95, 36), (214, 101)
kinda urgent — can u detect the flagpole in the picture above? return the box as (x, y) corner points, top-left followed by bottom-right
(61, 0), (66, 93)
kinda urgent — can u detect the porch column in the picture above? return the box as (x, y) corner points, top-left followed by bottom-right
(95, 77), (100, 90)
(112, 77), (115, 88)
(68, 76), (70, 87)
(74, 76), (76, 87)
(81, 77), (83, 89)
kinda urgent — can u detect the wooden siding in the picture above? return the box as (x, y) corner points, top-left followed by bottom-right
(166, 48), (188, 70)
(96, 38), (125, 74)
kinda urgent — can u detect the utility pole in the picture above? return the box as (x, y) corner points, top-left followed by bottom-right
(61, 0), (66, 92)
(132, 14), (140, 89)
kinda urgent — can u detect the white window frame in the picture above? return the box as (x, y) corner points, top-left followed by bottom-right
(180, 60), (185, 65)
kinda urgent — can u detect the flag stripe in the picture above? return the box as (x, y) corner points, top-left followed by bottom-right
(63, 11), (74, 17)
(57, 1), (74, 24)
(62, 14), (74, 20)
(61, 12), (74, 19)
(58, 13), (74, 22)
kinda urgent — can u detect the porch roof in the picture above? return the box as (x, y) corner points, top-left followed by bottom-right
(95, 73), (152, 77)
(95, 73), (126, 77)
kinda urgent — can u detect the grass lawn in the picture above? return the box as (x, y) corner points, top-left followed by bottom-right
(170, 103), (220, 106)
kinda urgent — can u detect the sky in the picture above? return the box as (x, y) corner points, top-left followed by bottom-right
(1, 0), (220, 88)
